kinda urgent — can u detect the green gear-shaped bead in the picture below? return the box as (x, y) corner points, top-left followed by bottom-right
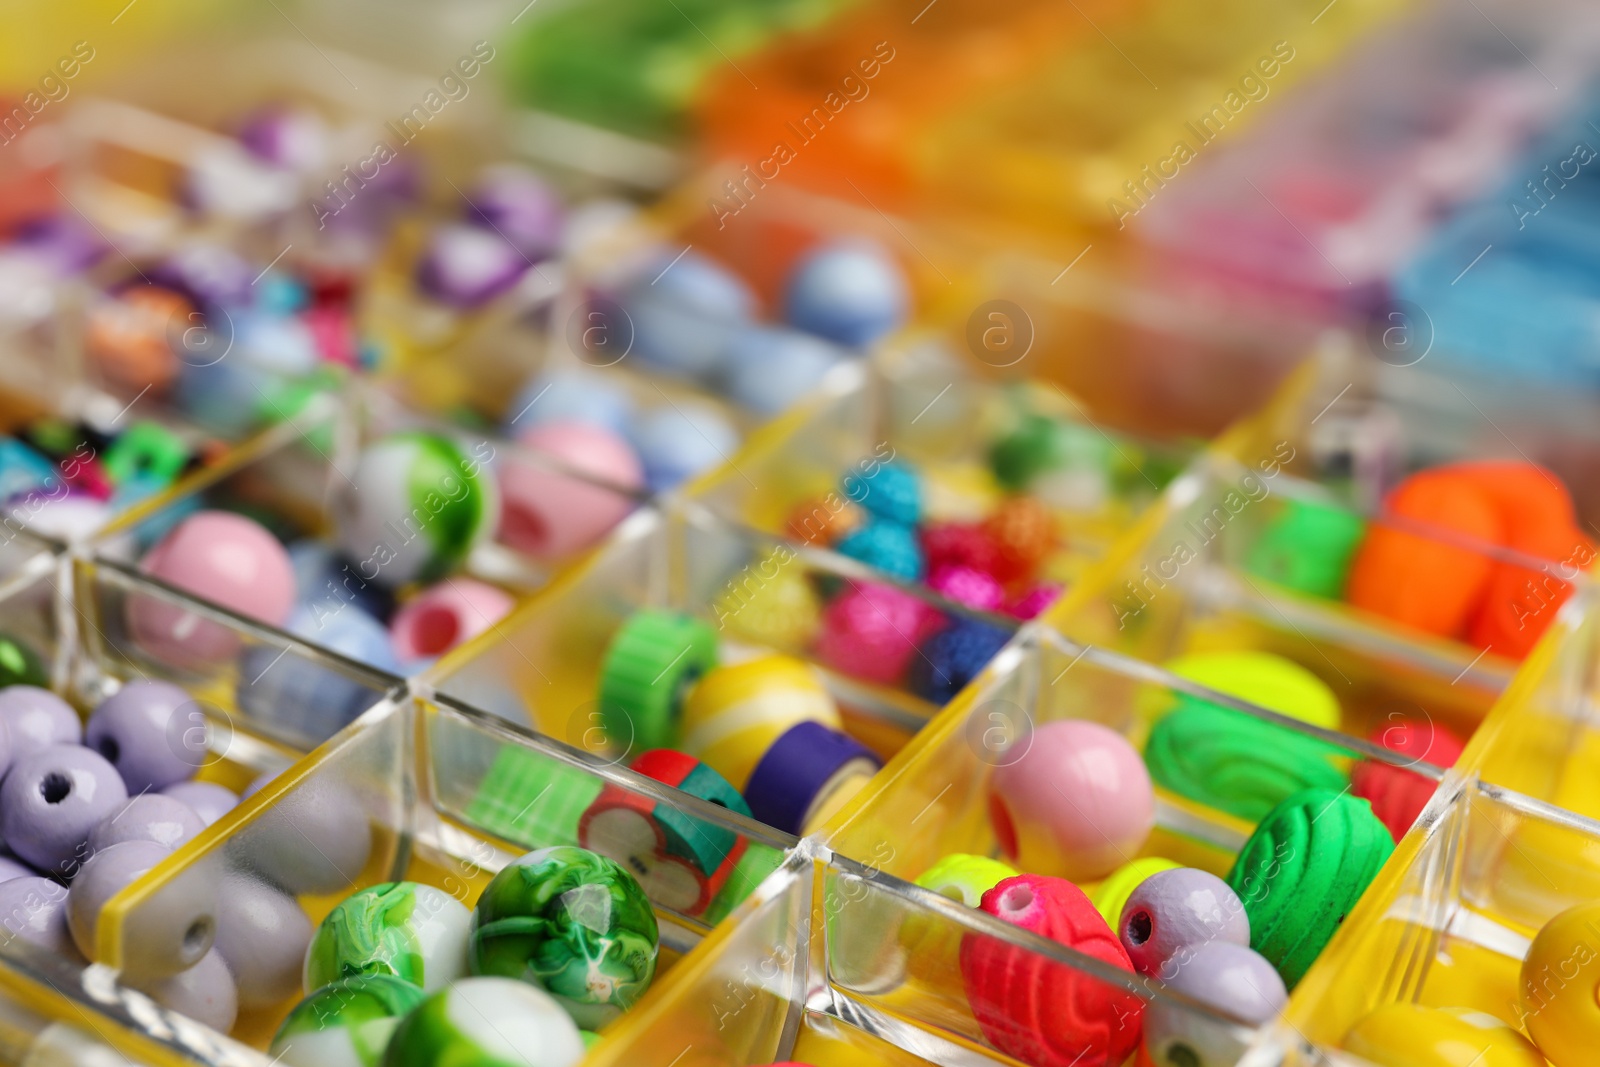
(598, 610), (717, 754)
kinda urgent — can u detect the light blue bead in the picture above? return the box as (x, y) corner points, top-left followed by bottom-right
(785, 242), (908, 349)
(721, 325), (844, 415)
(287, 539), (392, 622)
(640, 249), (755, 320)
(625, 251), (754, 382)
(503, 370), (635, 437)
(835, 520), (924, 580)
(256, 273), (309, 317)
(235, 603), (399, 744)
(0, 440), (60, 504)
(629, 403), (740, 492)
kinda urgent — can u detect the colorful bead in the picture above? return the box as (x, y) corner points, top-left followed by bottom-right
(468, 846), (658, 1028)
(1345, 1004), (1546, 1067)
(961, 875), (1143, 1067)
(380, 977), (584, 1067)
(0, 877), (80, 960)
(784, 242), (907, 349)
(713, 549), (821, 651)
(237, 603), (400, 742)
(785, 496), (863, 546)
(0, 634), (47, 689)
(1468, 521), (1591, 659)
(842, 461), (921, 526)
(1521, 902), (1600, 1067)
(921, 522), (1001, 576)
(85, 285), (190, 392)
(250, 778), (373, 895)
(1090, 857), (1181, 929)
(466, 165), (564, 262)
(1143, 942), (1286, 1067)
(2, 744), (128, 873)
(908, 618), (1011, 704)
(629, 403), (740, 492)
(678, 656), (839, 792)
(1351, 718), (1464, 841)
(915, 854), (1019, 908)
(88, 794), (203, 853)
(627, 250), (754, 379)
(129, 948), (238, 1035)
(1165, 650), (1342, 731)
(86, 680), (203, 794)
(814, 581), (943, 684)
(723, 325), (844, 415)
(160, 781), (237, 827)
(304, 882), (472, 994)
(989, 720), (1154, 882)
(742, 721), (880, 835)
(271, 975), (427, 1067)
(599, 610), (719, 756)
(1245, 498), (1365, 600)
(835, 520), (924, 580)
(102, 421), (192, 492)
(389, 578), (515, 665)
(1226, 789), (1393, 988)
(983, 497), (1057, 582)
(66, 840), (214, 974)
(415, 224), (527, 307)
(926, 564), (1006, 612)
(499, 421), (642, 559)
(215, 873), (314, 1009)
(1007, 581), (1063, 620)
(1118, 868), (1249, 977)
(505, 370), (634, 437)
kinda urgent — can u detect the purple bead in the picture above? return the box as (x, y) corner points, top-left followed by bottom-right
(1144, 942), (1286, 1067)
(86, 681), (201, 794)
(1120, 868), (1250, 977)
(15, 215), (108, 274)
(237, 106), (328, 172)
(150, 243), (254, 310)
(0, 876), (81, 961)
(247, 778), (372, 895)
(129, 948), (237, 1034)
(242, 770), (276, 800)
(214, 873), (313, 1009)
(467, 165), (564, 261)
(415, 223), (528, 307)
(0, 855), (35, 882)
(89, 795), (205, 853)
(67, 840), (217, 975)
(0, 745), (128, 875)
(0, 686), (80, 760)
(160, 781), (238, 828)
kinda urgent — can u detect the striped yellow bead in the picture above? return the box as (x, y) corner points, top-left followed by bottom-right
(680, 656), (840, 791)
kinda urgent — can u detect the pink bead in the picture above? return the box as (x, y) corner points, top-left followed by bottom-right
(498, 421), (643, 559)
(926, 564), (1006, 612)
(1007, 581), (1063, 620)
(130, 511), (295, 668)
(813, 580), (943, 684)
(989, 720), (1153, 882)
(390, 578), (515, 663)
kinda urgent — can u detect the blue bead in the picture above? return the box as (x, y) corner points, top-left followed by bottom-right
(287, 540), (395, 621)
(639, 249), (755, 321)
(842, 460), (921, 526)
(630, 403), (740, 492)
(235, 603), (399, 743)
(255, 273), (309, 317)
(784, 242), (908, 349)
(721, 326), (843, 415)
(908, 618), (1011, 703)
(626, 251), (754, 382)
(503, 370), (635, 436)
(0, 440), (61, 503)
(835, 520), (924, 581)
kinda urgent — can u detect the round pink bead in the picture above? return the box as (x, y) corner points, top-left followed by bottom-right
(1007, 581), (1063, 620)
(498, 420), (643, 559)
(926, 564), (1006, 612)
(389, 578), (515, 663)
(814, 580), (943, 684)
(130, 511), (295, 669)
(989, 720), (1154, 882)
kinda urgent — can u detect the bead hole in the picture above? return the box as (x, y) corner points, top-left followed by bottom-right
(1127, 910), (1152, 945)
(999, 883), (1033, 915)
(182, 918), (212, 955)
(40, 774), (71, 804)
(97, 737), (120, 764)
(1169, 1043), (1200, 1067)
(411, 607), (461, 656)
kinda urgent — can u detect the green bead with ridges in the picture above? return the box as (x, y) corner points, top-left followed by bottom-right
(304, 882), (472, 994)
(270, 975), (425, 1067)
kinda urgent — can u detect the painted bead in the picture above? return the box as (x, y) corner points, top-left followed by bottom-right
(908, 618), (1011, 704)
(131, 511), (296, 667)
(1165, 650), (1342, 731)
(504, 370), (634, 437)
(1090, 856), (1181, 929)
(742, 721), (880, 835)
(1119, 868), (1249, 977)
(0, 635), (47, 689)
(784, 242), (907, 348)
(416, 223), (527, 307)
(723, 325), (844, 415)
(1468, 519), (1591, 659)
(836, 520), (924, 580)
(926, 564), (1006, 612)
(85, 285), (189, 392)
(332, 433), (499, 589)
(271, 974), (427, 1067)
(468, 846), (659, 1028)
(989, 720), (1154, 882)
(983, 497), (1057, 582)
(467, 165), (564, 262)
(498, 421), (642, 559)
(787, 496), (863, 546)
(627, 251), (753, 381)
(814, 581), (942, 684)
(1, 744), (127, 874)
(961, 875), (1143, 1067)
(580, 749), (750, 917)
(1143, 942), (1286, 1067)
(288, 539), (394, 621)
(215, 873), (314, 1009)
(679, 656), (840, 792)
(712, 548), (821, 651)
(1245, 498), (1366, 600)
(67, 840), (217, 975)
(237, 603), (400, 743)
(129, 948), (238, 1035)
(629, 403), (740, 492)
(0, 856), (35, 882)
(390, 578), (515, 665)
(842, 461), (921, 526)
(88, 794), (204, 853)
(1521, 902), (1600, 1067)
(1345, 1004), (1546, 1067)
(1351, 718), (1464, 841)
(86, 680), (202, 794)
(160, 781), (238, 827)
(380, 977), (584, 1067)
(0, 876), (81, 960)
(599, 610), (719, 756)
(304, 882), (472, 994)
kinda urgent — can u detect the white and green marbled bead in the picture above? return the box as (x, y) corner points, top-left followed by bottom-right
(304, 882), (472, 994)
(380, 977), (584, 1067)
(270, 975), (426, 1067)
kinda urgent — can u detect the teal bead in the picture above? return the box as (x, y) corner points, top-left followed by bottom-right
(468, 846), (658, 1029)
(304, 882), (472, 994)
(270, 975), (426, 1067)
(380, 977), (584, 1067)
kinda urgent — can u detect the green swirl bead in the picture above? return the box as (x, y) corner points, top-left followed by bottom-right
(468, 845), (659, 1029)
(1226, 788), (1393, 989)
(271, 975), (425, 1067)
(304, 882), (472, 994)
(380, 977), (584, 1067)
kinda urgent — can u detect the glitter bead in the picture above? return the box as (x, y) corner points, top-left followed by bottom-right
(907, 618), (1011, 703)
(836, 520), (924, 581)
(713, 549), (821, 651)
(1007, 581), (1063, 620)
(984, 496), (1058, 582)
(814, 581), (943, 684)
(926, 564), (1006, 612)
(842, 461), (921, 526)
(921, 522), (1001, 575)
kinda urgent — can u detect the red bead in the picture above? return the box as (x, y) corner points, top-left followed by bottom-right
(813, 581), (943, 684)
(1351, 718), (1465, 841)
(961, 874), (1144, 1067)
(921, 522), (1000, 575)
(984, 497), (1058, 582)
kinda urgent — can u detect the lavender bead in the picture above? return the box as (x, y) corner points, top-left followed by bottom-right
(67, 840), (217, 976)
(89, 795), (205, 853)
(237, 106), (328, 173)
(0, 876), (81, 961)
(0, 855), (35, 882)
(1120, 868), (1250, 977)
(214, 874), (314, 1009)
(0, 745), (127, 874)
(784, 241), (908, 348)
(467, 165), (564, 261)
(416, 223), (528, 307)
(86, 681), (201, 794)
(0, 685), (77, 760)
(161, 781), (239, 828)
(129, 948), (238, 1034)
(248, 778), (372, 895)
(1145, 942), (1287, 1067)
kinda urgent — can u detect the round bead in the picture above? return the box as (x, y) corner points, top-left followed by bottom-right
(1468, 521), (1591, 659)
(468, 846), (658, 1028)
(160, 781), (238, 827)
(983, 496), (1057, 583)
(0, 855), (35, 882)
(131, 511), (296, 667)
(1351, 718), (1464, 841)
(723, 325), (843, 415)
(239, 105), (329, 172)
(504, 370), (634, 437)
(89, 794), (204, 853)
(0, 634), (47, 689)
(1143, 942), (1286, 1067)
(1245, 498), (1366, 599)
(1345, 1003), (1546, 1067)
(784, 242), (907, 348)
(128, 948), (237, 1035)
(215, 873), (314, 1009)
(989, 720), (1154, 882)
(1, 744), (128, 874)
(390, 578), (515, 665)
(498, 421), (642, 559)
(921, 522), (1000, 576)
(380, 977), (584, 1067)
(836, 520), (924, 581)
(842, 461), (921, 526)
(249, 778), (374, 895)
(1521, 902), (1600, 1066)
(305, 882), (471, 994)
(629, 403), (740, 493)
(1165, 651), (1342, 731)
(786, 496), (863, 546)
(0, 876), (80, 960)
(599, 610), (719, 756)
(961, 874), (1142, 1067)
(271, 974), (426, 1067)
(415, 223), (527, 307)
(626, 251), (753, 381)
(467, 165), (564, 262)
(814, 581), (942, 684)
(1090, 856), (1181, 929)
(1007, 581), (1063, 620)
(288, 539), (394, 621)
(712, 549), (821, 650)
(915, 853), (1019, 908)
(1119, 868), (1249, 977)
(1225, 789), (1393, 988)
(86, 680), (203, 794)
(332, 433), (500, 589)
(926, 564), (1006, 612)
(237, 603), (400, 742)
(743, 721), (879, 835)
(908, 618), (1011, 704)
(989, 413), (1077, 493)
(85, 285), (189, 393)
(67, 839), (217, 974)
(679, 656), (840, 792)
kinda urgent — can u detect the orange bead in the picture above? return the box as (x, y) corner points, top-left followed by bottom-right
(1468, 524), (1594, 659)
(983, 496), (1057, 583)
(86, 286), (191, 393)
(786, 496), (863, 546)
(1438, 460), (1576, 541)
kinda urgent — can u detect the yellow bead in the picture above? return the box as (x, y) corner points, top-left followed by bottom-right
(713, 549), (821, 652)
(679, 655), (839, 791)
(1520, 902), (1600, 1066)
(1164, 650), (1342, 731)
(1344, 1004), (1545, 1067)
(1088, 856), (1182, 928)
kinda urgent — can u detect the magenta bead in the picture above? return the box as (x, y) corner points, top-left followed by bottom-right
(131, 511), (295, 668)
(989, 720), (1154, 882)
(497, 421), (642, 559)
(1007, 582), (1063, 620)
(926, 564), (1006, 612)
(390, 578), (515, 664)
(814, 581), (943, 684)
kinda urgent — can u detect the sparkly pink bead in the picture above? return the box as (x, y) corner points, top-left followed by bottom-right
(926, 564), (1006, 612)
(814, 580), (943, 684)
(1007, 582), (1063, 620)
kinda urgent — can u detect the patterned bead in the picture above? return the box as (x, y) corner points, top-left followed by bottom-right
(271, 974), (426, 1067)
(598, 611), (719, 755)
(842, 461), (921, 526)
(907, 618), (1011, 704)
(304, 882), (471, 993)
(925, 564), (1006, 612)
(713, 549), (821, 651)
(786, 496), (863, 546)
(983, 496), (1057, 582)
(921, 522), (1000, 575)
(1007, 581), (1063, 620)
(1351, 718), (1464, 841)
(679, 656), (840, 791)
(380, 978), (583, 1067)
(814, 581), (943, 684)
(835, 520), (924, 580)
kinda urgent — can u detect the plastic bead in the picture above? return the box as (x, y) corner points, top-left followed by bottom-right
(305, 882), (470, 994)
(85, 285), (192, 393)
(0, 634), (47, 689)
(468, 846), (659, 1028)
(467, 165), (565, 262)
(1468, 520), (1592, 659)
(1245, 498), (1366, 599)
(629, 403), (740, 492)
(1351, 718), (1464, 841)
(1007, 581), (1063, 620)
(1521, 902), (1600, 1066)
(0, 877), (80, 960)
(102, 421), (192, 492)
(599, 610), (719, 755)
(989, 720), (1154, 882)
(498, 421), (642, 559)
(712, 548), (822, 650)
(921, 521), (1001, 576)
(247, 778), (373, 895)
(207, 872), (313, 1010)
(926, 564), (1006, 612)
(1119, 868), (1249, 977)
(67, 840), (216, 975)
(380, 977), (584, 1067)
(390, 578), (515, 664)
(742, 720), (880, 834)
(1345, 1004), (1546, 1067)
(1, 744), (128, 874)
(0, 856), (34, 882)
(504, 370), (634, 437)
(129, 948), (237, 1035)
(1090, 857), (1181, 929)
(983, 496), (1057, 582)
(784, 242), (907, 348)
(415, 223), (528, 307)
(679, 656), (840, 792)
(843, 461), (921, 526)
(787, 496), (863, 546)
(836, 520), (925, 580)
(271, 975), (427, 1067)
(1165, 650), (1342, 732)
(915, 854), (1019, 909)
(88, 794), (204, 853)
(160, 781), (238, 827)
(86, 680), (203, 794)
(237, 603), (400, 743)
(1143, 942), (1287, 1067)
(961, 874), (1143, 1067)
(627, 250), (754, 381)
(907, 617), (1011, 704)
(814, 581), (942, 684)
(723, 325), (844, 415)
